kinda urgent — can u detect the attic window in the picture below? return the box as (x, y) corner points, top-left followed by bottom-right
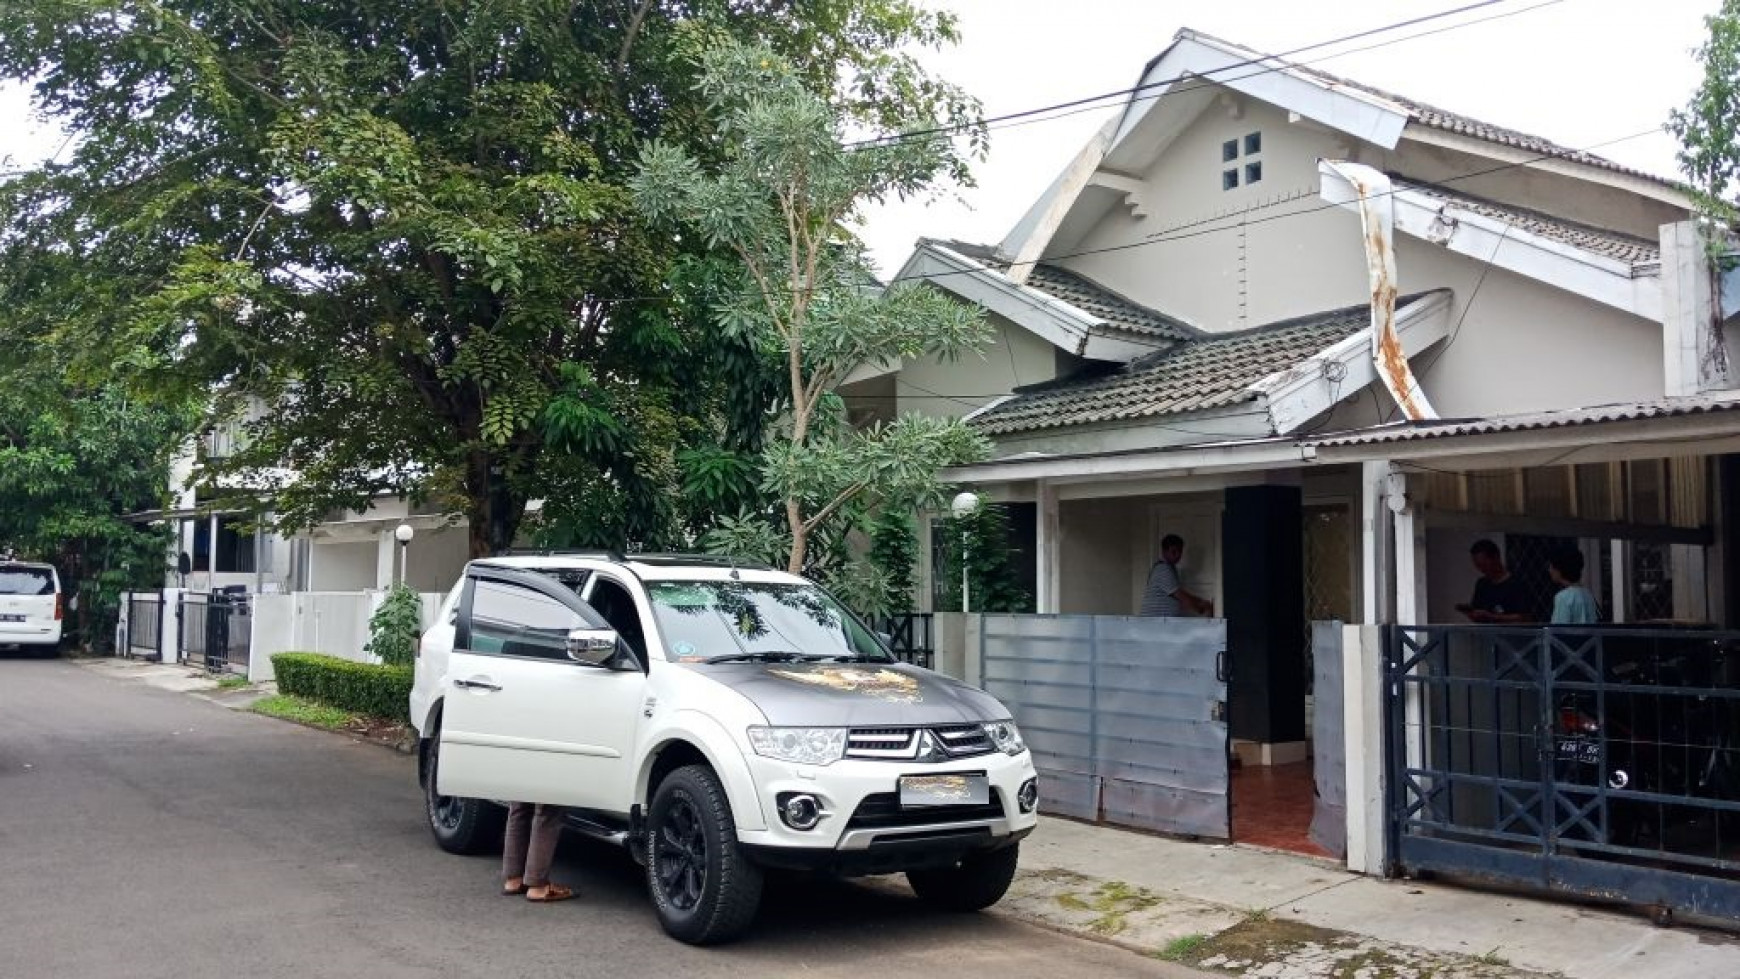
(1221, 131), (1263, 190)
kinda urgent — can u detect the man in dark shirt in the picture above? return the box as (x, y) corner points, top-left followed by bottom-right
(1458, 539), (1533, 624)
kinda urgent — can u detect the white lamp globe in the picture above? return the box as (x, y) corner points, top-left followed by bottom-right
(950, 491), (980, 520)
(394, 524), (415, 543)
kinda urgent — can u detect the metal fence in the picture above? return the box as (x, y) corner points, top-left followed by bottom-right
(981, 614), (1229, 839)
(180, 594), (251, 675)
(874, 612), (934, 669)
(1385, 624), (1740, 922)
(126, 594), (162, 660)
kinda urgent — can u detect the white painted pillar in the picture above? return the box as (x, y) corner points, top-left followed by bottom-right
(1609, 540), (1629, 623)
(1661, 221), (1731, 396)
(1035, 480), (1061, 613)
(375, 530), (394, 591)
(1342, 623), (1387, 874)
(1359, 461), (1393, 625)
(160, 588), (184, 663)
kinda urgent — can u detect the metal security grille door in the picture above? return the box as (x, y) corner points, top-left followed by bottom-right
(179, 594), (252, 675)
(981, 614), (1230, 839)
(126, 594), (162, 659)
(1385, 625), (1740, 921)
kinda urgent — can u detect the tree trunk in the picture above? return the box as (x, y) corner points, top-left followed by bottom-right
(465, 449), (527, 559)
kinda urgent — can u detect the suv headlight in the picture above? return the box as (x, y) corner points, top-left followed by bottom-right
(983, 720), (1027, 756)
(747, 727), (848, 766)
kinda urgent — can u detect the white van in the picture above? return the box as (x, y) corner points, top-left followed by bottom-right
(0, 561), (63, 654)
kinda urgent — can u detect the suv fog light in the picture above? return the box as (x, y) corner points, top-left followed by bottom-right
(779, 793), (823, 831)
(1017, 778), (1039, 814)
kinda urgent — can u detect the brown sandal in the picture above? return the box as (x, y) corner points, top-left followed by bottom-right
(501, 882), (528, 896)
(525, 883), (575, 903)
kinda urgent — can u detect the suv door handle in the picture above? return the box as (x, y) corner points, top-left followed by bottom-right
(453, 677), (502, 692)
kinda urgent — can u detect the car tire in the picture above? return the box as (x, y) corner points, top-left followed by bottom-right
(646, 764), (763, 945)
(422, 733), (505, 855)
(907, 843), (1020, 912)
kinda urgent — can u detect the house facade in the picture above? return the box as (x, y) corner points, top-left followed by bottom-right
(859, 30), (1740, 916)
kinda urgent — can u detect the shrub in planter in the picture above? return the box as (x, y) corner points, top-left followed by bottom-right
(272, 652), (414, 721)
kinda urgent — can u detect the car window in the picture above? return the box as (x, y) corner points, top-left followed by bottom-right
(466, 578), (603, 661)
(645, 580), (890, 663)
(0, 568), (55, 596)
(587, 576), (648, 661)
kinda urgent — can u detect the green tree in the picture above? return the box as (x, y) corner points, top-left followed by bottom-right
(1671, 0), (1740, 237)
(0, 364), (186, 651)
(633, 41), (991, 575)
(0, 1), (980, 558)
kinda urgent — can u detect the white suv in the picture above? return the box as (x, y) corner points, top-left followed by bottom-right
(0, 560), (63, 654)
(411, 553), (1039, 945)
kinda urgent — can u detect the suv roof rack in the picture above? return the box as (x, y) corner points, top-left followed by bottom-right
(489, 547), (625, 561)
(626, 552), (776, 571)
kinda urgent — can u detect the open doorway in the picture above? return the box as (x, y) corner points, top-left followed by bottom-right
(1230, 502), (1353, 857)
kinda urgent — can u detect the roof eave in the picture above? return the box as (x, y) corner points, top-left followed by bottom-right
(1319, 163), (1665, 321)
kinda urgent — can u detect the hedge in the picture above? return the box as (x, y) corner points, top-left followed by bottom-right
(272, 652), (414, 722)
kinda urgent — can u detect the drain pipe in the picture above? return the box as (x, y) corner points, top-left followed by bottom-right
(1320, 160), (1438, 422)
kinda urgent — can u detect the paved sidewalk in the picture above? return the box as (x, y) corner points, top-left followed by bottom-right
(998, 817), (1740, 978)
(77, 656), (275, 708)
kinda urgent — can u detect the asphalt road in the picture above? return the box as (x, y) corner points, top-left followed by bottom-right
(0, 658), (1191, 979)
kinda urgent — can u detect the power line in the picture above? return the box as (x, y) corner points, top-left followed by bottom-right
(849, 0), (1538, 148)
(960, 0), (1566, 144)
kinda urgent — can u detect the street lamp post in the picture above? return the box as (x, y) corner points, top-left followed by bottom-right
(950, 492), (979, 614)
(393, 524), (414, 587)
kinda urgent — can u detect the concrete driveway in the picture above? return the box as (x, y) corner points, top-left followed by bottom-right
(0, 658), (1200, 979)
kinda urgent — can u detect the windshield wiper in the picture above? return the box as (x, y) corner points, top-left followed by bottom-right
(703, 651), (815, 664)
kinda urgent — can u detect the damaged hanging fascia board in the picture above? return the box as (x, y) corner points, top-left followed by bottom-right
(1319, 160), (1438, 422)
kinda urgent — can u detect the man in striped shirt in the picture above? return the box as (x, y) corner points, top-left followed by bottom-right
(1140, 534), (1213, 617)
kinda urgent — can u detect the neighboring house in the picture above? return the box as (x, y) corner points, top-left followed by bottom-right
(855, 28), (1740, 911)
(142, 411), (474, 597)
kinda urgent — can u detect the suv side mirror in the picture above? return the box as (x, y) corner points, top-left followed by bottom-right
(566, 627), (622, 667)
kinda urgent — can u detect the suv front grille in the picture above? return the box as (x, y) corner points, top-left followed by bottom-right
(844, 724), (995, 761)
(844, 790), (1007, 831)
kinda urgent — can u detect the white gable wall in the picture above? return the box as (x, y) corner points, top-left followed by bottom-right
(1061, 97), (1361, 333)
(894, 312), (1061, 420)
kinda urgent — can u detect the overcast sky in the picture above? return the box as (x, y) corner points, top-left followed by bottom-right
(0, 0), (1720, 278)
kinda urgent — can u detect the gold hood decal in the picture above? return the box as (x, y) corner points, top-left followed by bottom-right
(766, 666), (925, 705)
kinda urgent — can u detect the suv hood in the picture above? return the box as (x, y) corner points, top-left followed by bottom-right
(692, 662), (1007, 727)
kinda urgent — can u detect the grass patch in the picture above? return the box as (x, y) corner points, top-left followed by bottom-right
(1155, 934), (1208, 962)
(251, 694), (357, 731)
(215, 674), (250, 690)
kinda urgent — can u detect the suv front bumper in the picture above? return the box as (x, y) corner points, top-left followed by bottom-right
(735, 748), (1039, 875)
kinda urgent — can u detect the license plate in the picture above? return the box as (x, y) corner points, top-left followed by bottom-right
(1557, 738), (1601, 764)
(0, 614), (23, 623)
(898, 773), (990, 808)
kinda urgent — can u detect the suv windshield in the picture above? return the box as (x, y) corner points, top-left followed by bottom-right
(0, 567), (54, 596)
(645, 580), (891, 664)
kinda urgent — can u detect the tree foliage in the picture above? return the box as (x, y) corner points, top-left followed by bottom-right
(1671, 0), (1740, 236)
(633, 41), (991, 576)
(934, 503), (1032, 615)
(0, 1), (981, 559)
(364, 583), (423, 666)
(0, 363), (186, 650)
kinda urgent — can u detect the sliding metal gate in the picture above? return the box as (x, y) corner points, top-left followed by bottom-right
(981, 614), (1229, 839)
(1385, 625), (1740, 921)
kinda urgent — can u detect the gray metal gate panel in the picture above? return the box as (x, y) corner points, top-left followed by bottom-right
(1309, 621), (1347, 858)
(981, 614), (1229, 838)
(1385, 625), (1740, 923)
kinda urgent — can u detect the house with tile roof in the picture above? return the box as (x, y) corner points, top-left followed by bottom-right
(855, 29), (1740, 915)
